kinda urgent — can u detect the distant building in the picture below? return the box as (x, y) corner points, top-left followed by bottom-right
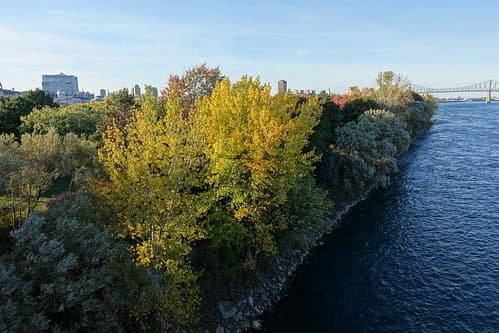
(293, 89), (319, 97)
(42, 73), (79, 97)
(0, 82), (22, 97)
(0, 89), (22, 97)
(152, 87), (159, 97)
(133, 84), (141, 97)
(94, 89), (107, 101)
(41, 73), (96, 104)
(278, 80), (287, 94)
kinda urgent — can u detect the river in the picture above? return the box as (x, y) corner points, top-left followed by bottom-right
(263, 102), (499, 332)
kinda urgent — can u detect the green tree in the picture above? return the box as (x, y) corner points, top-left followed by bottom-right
(0, 131), (61, 227)
(308, 97), (380, 191)
(396, 100), (435, 138)
(307, 101), (342, 189)
(374, 71), (412, 108)
(0, 130), (96, 228)
(104, 88), (136, 130)
(0, 89), (56, 136)
(335, 109), (410, 194)
(21, 102), (107, 139)
(23, 89), (57, 110)
(341, 97), (380, 124)
(362, 109), (410, 155)
(98, 86), (207, 331)
(59, 133), (97, 191)
(0, 211), (171, 332)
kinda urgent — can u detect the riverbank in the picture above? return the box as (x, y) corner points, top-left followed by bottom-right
(263, 102), (499, 332)
(211, 190), (374, 333)
(211, 123), (435, 333)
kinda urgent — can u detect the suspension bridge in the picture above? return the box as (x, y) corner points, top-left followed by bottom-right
(412, 80), (499, 103)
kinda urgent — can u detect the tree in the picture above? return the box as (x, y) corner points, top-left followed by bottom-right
(103, 88), (137, 131)
(362, 109), (411, 155)
(0, 89), (56, 136)
(59, 133), (97, 191)
(99, 86), (207, 330)
(23, 89), (57, 110)
(308, 96), (380, 191)
(196, 77), (327, 267)
(0, 131), (61, 227)
(161, 63), (222, 117)
(0, 214), (120, 332)
(307, 101), (342, 189)
(397, 100), (436, 138)
(334, 109), (410, 194)
(331, 94), (349, 109)
(0, 130), (97, 228)
(341, 97), (380, 124)
(374, 71), (412, 108)
(0, 211), (171, 332)
(21, 102), (107, 139)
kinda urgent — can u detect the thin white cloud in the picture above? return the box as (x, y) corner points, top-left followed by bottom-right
(3, 2), (499, 95)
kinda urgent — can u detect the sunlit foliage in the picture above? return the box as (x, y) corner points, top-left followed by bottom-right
(196, 77), (329, 267)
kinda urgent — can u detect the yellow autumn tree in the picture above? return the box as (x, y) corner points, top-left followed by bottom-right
(98, 86), (208, 331)
(195, 77), (328, 267)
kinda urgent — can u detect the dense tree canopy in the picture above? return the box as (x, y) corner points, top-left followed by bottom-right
(0, 67), (437, 332)
(196, 77), (329, 266)
(0, 209), (171, 332)
(0, 130), (96, 228)
(99, 86), (206, 330)
(335, 109), (409, 193)
(161, 63), (222, 117)
(21, 102), (107, 139)
(374, 71), (412, 108)
(0, 89), (56, 136)
(104, 88), (137, 130)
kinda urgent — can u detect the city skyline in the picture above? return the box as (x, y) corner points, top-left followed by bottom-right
(0, 71), (160, 98)
(3, 1), (499, 94)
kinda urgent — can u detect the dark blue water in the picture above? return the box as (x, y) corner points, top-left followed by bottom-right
(264, 102), (499, 332)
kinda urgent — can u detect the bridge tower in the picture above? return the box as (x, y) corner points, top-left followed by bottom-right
(486, 79), (492, 103)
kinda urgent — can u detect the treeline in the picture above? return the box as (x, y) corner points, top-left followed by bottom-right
(0, 66), (436, 332)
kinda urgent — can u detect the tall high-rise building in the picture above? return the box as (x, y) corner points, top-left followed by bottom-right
(152, 87), (159, 97)
(278, 80), (287, 94)
(42, 73), (79, 97)
(99, 89), (106, 98)
(133, 84), (141, 97)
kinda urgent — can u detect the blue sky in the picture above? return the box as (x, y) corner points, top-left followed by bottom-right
(2, 0), (499, 95)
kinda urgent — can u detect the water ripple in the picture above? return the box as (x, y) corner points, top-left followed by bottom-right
(264, 102), (499, 332)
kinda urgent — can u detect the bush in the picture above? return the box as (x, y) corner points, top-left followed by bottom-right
(0, 212), (171, 332)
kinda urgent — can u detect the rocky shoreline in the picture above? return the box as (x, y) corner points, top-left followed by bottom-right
(209, 126), (434, 333)
(210, 191), (373, 333)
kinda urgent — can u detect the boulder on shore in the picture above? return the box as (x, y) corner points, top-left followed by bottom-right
(217, 301), (238, 319)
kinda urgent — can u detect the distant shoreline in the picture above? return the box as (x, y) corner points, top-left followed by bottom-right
(437, 99), (497, 103)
